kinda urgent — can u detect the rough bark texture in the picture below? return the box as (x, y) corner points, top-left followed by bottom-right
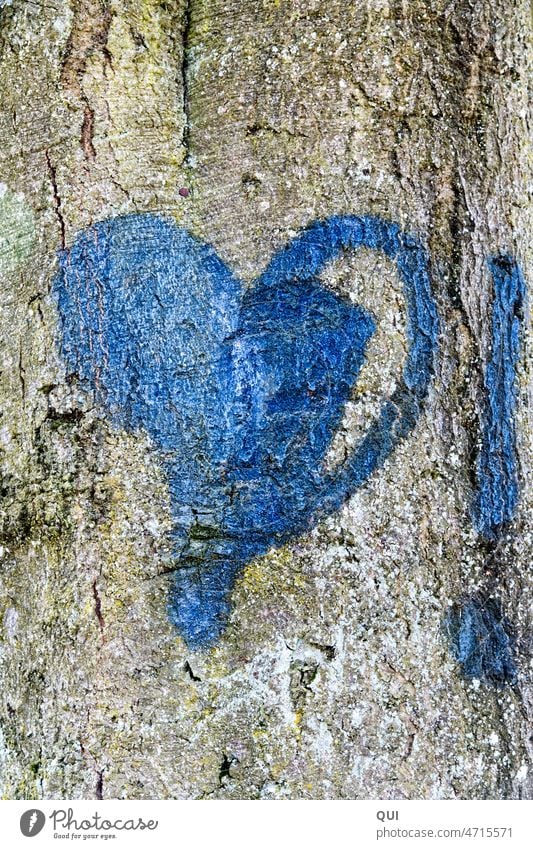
(0, 0), (531, 799)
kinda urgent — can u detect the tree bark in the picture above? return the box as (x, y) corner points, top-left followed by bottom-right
(0, 0), (531, 799)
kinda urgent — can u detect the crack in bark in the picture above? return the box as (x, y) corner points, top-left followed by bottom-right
(184, 660), (201, 681)
(81, 104), (97, 160)
(60, 0), (113, 159)
(61, 0), (113, 95)
(95, 770), (104, 800)
(218, 753), (238, 786)
(45, 150), (66, 249)
(92, 579), (105, 643)
(18, 340), (25, 405)
(180, 0), (192, 166)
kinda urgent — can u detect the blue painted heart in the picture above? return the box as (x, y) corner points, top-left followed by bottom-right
(53, 213), (439, 647)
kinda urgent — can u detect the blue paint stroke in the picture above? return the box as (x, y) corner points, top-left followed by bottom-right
(472, 255), (525, 539)
(53, 213), (439, 647)
(450, 255), (526, 685)
(444, 597), (517, 685)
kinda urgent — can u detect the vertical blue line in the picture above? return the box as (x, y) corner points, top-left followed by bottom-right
(473, 255), (525, 539)
(447, 255), (525, 686)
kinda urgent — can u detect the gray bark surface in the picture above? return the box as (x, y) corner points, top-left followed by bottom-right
(0, 0), (531, 799)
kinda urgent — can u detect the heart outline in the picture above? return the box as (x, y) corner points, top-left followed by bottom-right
(54, 213), (439, 647)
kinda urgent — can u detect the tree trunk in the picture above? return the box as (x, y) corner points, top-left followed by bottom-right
(0, 0), (531, 799)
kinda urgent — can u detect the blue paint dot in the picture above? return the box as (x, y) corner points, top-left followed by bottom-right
(444, 597), (517, 685)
